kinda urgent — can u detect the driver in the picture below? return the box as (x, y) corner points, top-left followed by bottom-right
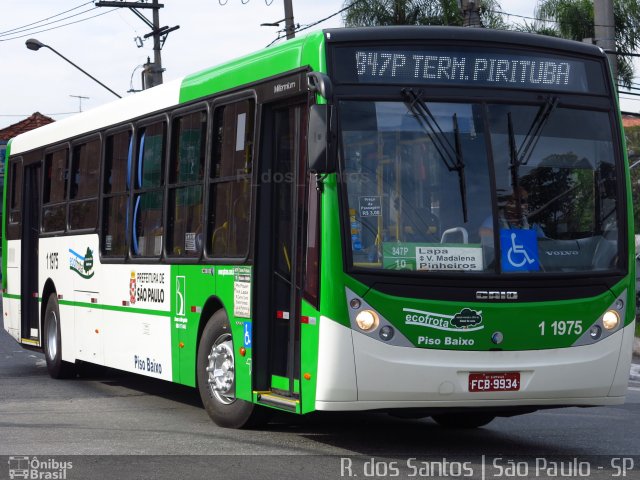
(479, 186), (546, 241)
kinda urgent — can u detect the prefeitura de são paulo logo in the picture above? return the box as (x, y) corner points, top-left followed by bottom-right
(130, 271), (137, 305)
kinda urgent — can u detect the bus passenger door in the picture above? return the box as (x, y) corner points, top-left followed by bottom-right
(254, 99), (307, 411)
(20, 163), (41, 342)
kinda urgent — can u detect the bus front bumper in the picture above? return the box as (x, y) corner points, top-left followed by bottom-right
(314, 317), (634, 412)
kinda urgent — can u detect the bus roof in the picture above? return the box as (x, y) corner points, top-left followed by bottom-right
(9, 77), (183, 155)
(323, 26), (606, 58)
(9, 30), (327, 156)
(9, 26), (606, 156)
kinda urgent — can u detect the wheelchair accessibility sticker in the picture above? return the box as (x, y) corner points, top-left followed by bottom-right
(500, 229), (540, 272)
(243, 322), (252, 348)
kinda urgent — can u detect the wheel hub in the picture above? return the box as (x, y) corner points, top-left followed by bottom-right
(206, 335), (235, 404)
(46, 311), (58, 361)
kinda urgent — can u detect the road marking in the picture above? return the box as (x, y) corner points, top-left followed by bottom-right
(35, 359), (46, 367)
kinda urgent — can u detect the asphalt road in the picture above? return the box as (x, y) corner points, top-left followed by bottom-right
(1, 315), (639, 480)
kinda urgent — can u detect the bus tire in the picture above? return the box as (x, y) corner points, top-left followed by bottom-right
(43, 294), (76, 379)
(197, 309), (270, 429)
(431, 413), (495, 428)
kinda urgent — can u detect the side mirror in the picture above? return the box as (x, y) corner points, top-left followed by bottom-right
(307, 104), (335, 174)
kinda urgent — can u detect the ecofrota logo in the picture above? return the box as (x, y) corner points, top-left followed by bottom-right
(404, 307), (484, 332)
(450, 308), (483, 328)
(69, 247), (94, 279)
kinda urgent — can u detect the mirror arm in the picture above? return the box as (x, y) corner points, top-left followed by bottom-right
(307, 72), (333, 101)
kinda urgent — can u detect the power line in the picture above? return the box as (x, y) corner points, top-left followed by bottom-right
(267, 0), (365, 46)
(619, 85), (640, 92)
(0, 1), (94, 36)
(490, 8), (618, 28)
(0, 8), (118, 42)
(0, 6), (99, 38)
(295, 0), (365, 34)
(490, 9), (558, 25)
(0, 112), (78, 117)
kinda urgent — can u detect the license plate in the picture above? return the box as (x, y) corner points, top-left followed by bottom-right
(469, 372), (520, 392)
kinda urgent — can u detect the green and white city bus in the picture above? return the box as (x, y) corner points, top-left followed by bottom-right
(2, 27), (635, 429)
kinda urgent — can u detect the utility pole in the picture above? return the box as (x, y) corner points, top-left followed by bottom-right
(70, 95), (89, 112)
(95, 0), (179, 88)
(261, 0), (296, 40)
(284, 0), (295, 40)
(594, 0), (617, 85)
(458, 0), (482, 28)
(149, 0), (164, 86)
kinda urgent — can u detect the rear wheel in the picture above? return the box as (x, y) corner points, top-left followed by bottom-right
(197, 309), (269, 429)
(432, 413), (495, 428)
(43, 294), (76, 379)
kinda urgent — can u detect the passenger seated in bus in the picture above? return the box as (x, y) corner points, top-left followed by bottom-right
(479, 187), (546, 242)
(402, 206), (440, 243)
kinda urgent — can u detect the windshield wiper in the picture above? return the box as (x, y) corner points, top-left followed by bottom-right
(402, 88), (468, 223)
(507, 96), (558, 215)
(507, 112), (524, 216)
(517, 96), (559, 166)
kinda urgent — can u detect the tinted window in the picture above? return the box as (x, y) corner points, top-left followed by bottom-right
(208, 100), (254, 258)
(102, 130), (132, 256)
(69, 138), (100, 230)
(132, 121), (166, 257)
(42, 148), (68, 232)
(168, 111), (206, 257)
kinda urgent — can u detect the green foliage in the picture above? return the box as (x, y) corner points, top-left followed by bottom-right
(626, 125), (640, 234)
(342, 0), (505, 29)
(537, 0), (593, 40)
(531, 0), (640, 87)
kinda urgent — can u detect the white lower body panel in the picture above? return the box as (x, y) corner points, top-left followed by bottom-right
(315, 316), (634, 411)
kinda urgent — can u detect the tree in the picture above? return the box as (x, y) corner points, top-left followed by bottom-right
(521, 0), (640, 88)
(625, 124), (640, 233)
(342, 0), (506, 30)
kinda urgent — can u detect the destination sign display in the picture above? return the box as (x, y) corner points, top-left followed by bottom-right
(333, 46), (606, 94)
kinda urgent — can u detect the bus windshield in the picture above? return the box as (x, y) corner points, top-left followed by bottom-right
(340, 99), (620, 274)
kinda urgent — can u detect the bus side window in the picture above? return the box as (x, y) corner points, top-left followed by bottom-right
(42, 147), (68, 233)
(208, 99), (254, 258)
(6, 158), (23, 240)
(132, 121), (166, 257)
(167, 110), (206, 257)
(69, 137), (100, 230)
(102, 130), (132, 257)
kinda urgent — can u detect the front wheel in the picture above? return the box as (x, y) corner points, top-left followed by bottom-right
(196, 309), (269, 429)
(43, 294), (76, 379)
(431, 413), (495, 428)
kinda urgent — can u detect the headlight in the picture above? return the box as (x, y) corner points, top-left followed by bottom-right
(355, 309), (379, 332)
(602, 310), (620, 330)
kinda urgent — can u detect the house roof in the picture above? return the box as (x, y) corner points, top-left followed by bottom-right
(622, 114), (640, 128)
(0, 112), (55, 141)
